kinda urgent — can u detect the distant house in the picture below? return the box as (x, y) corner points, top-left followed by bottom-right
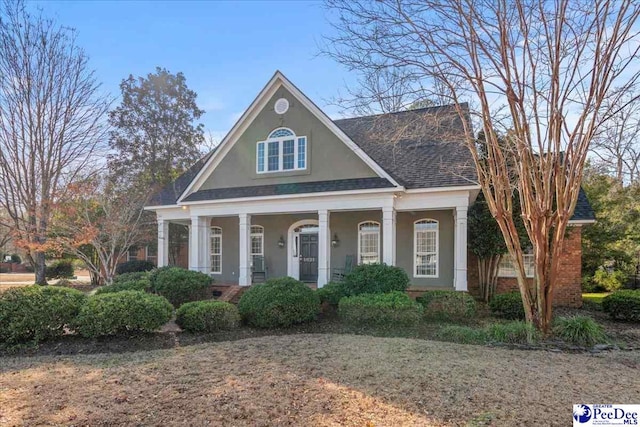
(146, 71), (594, 307)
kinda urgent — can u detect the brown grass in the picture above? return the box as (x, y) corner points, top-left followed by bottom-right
(1, 334), (638, 426)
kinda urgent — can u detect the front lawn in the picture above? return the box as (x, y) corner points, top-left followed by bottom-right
(1, 334), (637, 426)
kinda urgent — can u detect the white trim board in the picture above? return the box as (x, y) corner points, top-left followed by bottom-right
(177, 71), (401, 203)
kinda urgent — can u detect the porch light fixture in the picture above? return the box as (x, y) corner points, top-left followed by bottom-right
(331, 233), (340, 248)
(277, 235), (286, 248)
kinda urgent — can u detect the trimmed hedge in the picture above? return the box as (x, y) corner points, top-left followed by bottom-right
(45, 260), (75, 280)
(116, 260), (155, 275)
(238, 277), (320, 328)
(602, 290), (640, 322)
(176, 300), (240, 332)
(113, 271), (149, 284)
(553, 316), (606, 346)
(0, 286), (86, 345)
(338, 291), (423, 326)
(151, 267), (211, 307)
(96, 278), (151, 295)
(315, 281), (347, 308)
(417, 291), (477, 318)
(489, 292), (525, 320)
(73, 291), (173, 338)
(342, 263), (410, 296)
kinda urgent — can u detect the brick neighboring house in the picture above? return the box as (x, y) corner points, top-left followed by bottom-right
(145, 71), (595, 307)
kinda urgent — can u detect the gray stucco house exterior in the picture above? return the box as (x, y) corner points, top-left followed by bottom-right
(146, 71), (594, 294)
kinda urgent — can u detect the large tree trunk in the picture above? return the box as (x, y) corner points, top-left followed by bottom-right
(478, 254), (502, 303)
(33, 250), (47, 285)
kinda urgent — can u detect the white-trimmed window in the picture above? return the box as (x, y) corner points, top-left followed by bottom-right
(127, 246), (139, 261)
(358, 221), (380, 264)
(498, 251), (535, 278)
(414, 219), (438, 277)
(210, 227), (222, 274)
(250, 225), (264, 257)
(257, 128), (307, 173)
(145, 245), (157, 263)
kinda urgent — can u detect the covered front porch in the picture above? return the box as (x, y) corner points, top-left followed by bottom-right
(154, 188), (473, 290)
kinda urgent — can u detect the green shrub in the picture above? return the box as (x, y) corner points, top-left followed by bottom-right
(176, 300), (240, 332)
(485, 321), (538, 344)
(338, 291), (423, 326)
(592, 269), (627, 292)
(45, 260), (75, 280)
(342, 263), (410, 296)
(115, 260), (155, 275)
(602, 290), (640, 322)
(73, 291), (173, 338)
(417, 291), (477, 318)
(237, 277), (320, 328)
(581, 276), (606, 293)
(553, 316), (606, 346)
(147, 266), (178, 289)
(0, 286), (86, 345)
(96, 278), (151, 295)
(315, 281), (347, 308)
(489, 292), (525, 320)
(435, 325), (488, 344)
(151, 267), (211, 307)
(113, 271), (149, 284)
(10, 253), (21, 264)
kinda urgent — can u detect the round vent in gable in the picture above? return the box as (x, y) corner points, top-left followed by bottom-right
(274, 98), (289, 115)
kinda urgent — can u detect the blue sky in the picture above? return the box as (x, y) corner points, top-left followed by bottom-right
(32, 0), (353, 142)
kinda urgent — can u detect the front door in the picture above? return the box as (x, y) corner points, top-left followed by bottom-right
(299, 233), (318, 282)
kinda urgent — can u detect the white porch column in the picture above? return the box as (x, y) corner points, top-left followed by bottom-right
(454, 206), (468, 291)
(382, 207), (397, 265)
(238, 213), (252, 286)
(189, 216), (206, 272)
(157, 217), (169, 267)
(317, 210), (330, 287)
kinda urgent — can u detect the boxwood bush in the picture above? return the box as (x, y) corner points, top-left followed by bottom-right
(115, 260), (155, 275)
(113, 271), (149, 284)
(96, 277), (151, 295)
(342, 263), (410, 296)
(553, 316), (606, 346)
(176, 300), (240, 332)
(602, 290), (640, 322)
(0, 286), (86, 345)
(151, 267), (212, 307)
(73, 291), (173, 338)
(315, 281), (347, 308)
(45, 260), (75, 280)
(489, 292), (525, 320)
(338, 291), (423, 326)
(417, 290), (477, 318)
(237, 277), (320, 328)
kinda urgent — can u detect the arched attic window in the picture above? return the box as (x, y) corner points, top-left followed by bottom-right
(257, 127), (307, 173)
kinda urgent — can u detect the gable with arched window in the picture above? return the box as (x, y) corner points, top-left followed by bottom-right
(358, 221), (380, 264)
(257, 127), (307, 173)
(414, 219), (438, 277)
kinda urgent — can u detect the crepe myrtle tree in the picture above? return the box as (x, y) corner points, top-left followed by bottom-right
(324, 0), (640, 335)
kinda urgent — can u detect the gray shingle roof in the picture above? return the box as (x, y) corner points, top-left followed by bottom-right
(573, 187), (596, 221)
(182, 177), (394, 202)
(334, 104), (477, 188)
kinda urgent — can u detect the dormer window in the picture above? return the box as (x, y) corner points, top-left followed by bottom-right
(257, 127), (307, 173)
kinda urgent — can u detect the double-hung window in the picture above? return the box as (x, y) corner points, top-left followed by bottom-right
(210, 227), (222, 274)
(414, 219), (438, 277)
(257, 128), (307, 173)
(498, 250), (535, 278)
(358, 221), (380, 264)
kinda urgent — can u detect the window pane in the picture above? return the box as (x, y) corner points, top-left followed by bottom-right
(358, 222), (379, 264)
(297, 137), (306, 169)
(267, 141), (279, 171)
(269, 128), (293, 138)
(283, 139), (295, 170)
(251, 236), (263, 255)
(416, 254), (437, 276)
(211, 227), (222, 273)
(257, 142), (265, 172)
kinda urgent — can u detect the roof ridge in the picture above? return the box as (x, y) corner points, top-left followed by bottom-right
(333, 102), (469, 123)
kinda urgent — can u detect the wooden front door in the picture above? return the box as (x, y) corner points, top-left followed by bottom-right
(299, 233), (318, 282)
